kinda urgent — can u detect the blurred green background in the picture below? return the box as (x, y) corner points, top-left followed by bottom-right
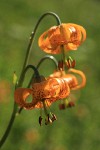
(0, 0), (100, 150)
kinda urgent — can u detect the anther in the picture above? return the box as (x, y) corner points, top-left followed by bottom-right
(39, 116), (43, 126)
(51, 113), (57, 122)
(59, 103), (66, 110)
(58, 60), (64, 70)
(67, 101), (75, 108)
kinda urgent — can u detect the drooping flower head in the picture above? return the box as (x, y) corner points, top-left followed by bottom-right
(14, 76), (70, 110)
(38, 23), (86, 54)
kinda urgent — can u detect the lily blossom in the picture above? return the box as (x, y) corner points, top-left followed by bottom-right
(38, 23), (86, 54)
(14, 77), (70, 110)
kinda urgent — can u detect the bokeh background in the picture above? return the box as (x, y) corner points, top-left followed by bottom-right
(0, 0), (100, 150)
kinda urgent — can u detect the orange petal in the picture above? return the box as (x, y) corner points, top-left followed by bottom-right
(58, 78), (70, 99)
(38, 26), (61, 54)
(50, 70), (66, 78)
(66, 23), (86, 44)
(32, 80), (53, 100)
(63, 74), (78, 89)
(14, 88), (38, 110)
(68, 68), (86, 90)
(60, 23), (86, 50)
(60, 24), (72, 43)
(49, 77), (70, 99)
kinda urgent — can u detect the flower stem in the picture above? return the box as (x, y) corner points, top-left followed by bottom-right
(43, 101), (48, 116)
(27, 55), (58, 88)
(0, 12), (61, 148)
(18, 12), (61, 86)
(36, 55), (58, 69)
(19, 64), (41, 87)
(0, 102), (18, 148)
(62, 46), (66, 63)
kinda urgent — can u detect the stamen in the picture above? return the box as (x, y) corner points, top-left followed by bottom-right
(45, 114), (52, 125)
(59, 103), (66, 110)
(51, 113), (57, 122)
(67, 101), (75, 108)
(66, 56), (76, 69)
(58, 60), (64, 70)
(39, 116), (43, 126)
(59, 99), (69, 110)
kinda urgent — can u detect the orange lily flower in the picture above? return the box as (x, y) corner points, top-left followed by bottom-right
(38, 23), (86, 54)
(50, 68), (86, 90)
(14, 77), (70, 110)
(50, 68), (86, 110)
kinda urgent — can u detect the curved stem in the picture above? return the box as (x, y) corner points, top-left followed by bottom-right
(18, 12), (61, 86)
(0, 65), (40, 148)
(37, 55), (58, 69)
(27, 55), (58, 88)
(18, 55), (58, 114)
(19, 65), (40, 86)
(0, 102), (18, 148)
(24, 65), (40, 77)
(0, 12), (61, 148)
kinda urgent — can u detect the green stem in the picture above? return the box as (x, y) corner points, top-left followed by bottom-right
(18, 56), (58, 114)
(43, 101), (48, 116)
(18, 12), (61, 86)
(27, 55), (58, 88)
(61, 45), (66, 64)
(0, 102), (18, 148)
(0, 65), (40, 148)
(20, 65), (41, 86)
(36, 55), (58, 69)
(0, 12), (61, 148)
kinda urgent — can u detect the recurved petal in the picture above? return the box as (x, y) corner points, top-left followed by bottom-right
(38, 30), (50, 51)
(49, 77), (70, 99)
(61, 23), (86, 50)
(38, 27), (61, 54)
(68, 68), (86, 90)
(66, 23), (86, 43)
(14, 88), (37, 110)
(63, 74), (78, 89)
(66, 43), (78, 50)
(57, 78), (70, 99)
(74, 24), (86, 43)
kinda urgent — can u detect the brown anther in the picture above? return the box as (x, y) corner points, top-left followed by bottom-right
(45, 114), (53, 125)
(66, 59), (71, 69)
(66, 59), (76, 69)
(51, 113), (57, 122)
(67, 101), (75, 108)
(39, 116), (43, 126)
(58, 60), (64, 70)
(59, 103), (66, 110)
(71, 60), (76, 68)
